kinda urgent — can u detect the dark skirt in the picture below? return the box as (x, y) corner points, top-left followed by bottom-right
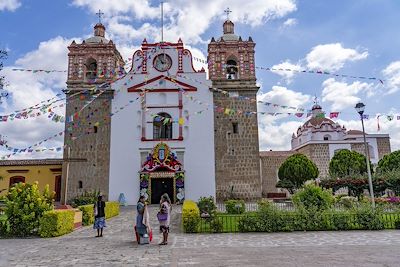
(93, 217), (106, 229)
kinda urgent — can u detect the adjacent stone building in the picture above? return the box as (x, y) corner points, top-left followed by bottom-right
(62, 22), (124, 203)
(208, 19), (262, 200)
(260, 104), (392, 195)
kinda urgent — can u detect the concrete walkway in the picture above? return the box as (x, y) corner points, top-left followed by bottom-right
(0, 206), (399, 266)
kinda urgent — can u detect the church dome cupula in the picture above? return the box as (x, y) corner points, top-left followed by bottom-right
(84, 23), (110, 44)
(291, 104), (346, 149)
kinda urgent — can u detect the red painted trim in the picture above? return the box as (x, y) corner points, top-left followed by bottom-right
(179, 91), (183, 139)
(141, 137), (183, 142)
(141, 93), (146, 139)
(127, 75), (197, 91)
(74, 222), (82, 229)
(142, 42), (184, 49)
(182, 49), (198, 73)
(129, 88), (197, 93)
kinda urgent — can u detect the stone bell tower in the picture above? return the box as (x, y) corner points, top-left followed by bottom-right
(61, 21), (124, 203)
(208, 17), (262, 200)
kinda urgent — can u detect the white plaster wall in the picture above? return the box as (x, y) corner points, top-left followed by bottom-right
(109, 44), (215, 205)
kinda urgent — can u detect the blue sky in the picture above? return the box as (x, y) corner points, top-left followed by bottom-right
(1, 0), (400, 158)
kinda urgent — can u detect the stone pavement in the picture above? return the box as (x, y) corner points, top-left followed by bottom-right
(0, 206), (399, 267)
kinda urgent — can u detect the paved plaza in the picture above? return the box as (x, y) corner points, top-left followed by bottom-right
(0, 206), (399, 267)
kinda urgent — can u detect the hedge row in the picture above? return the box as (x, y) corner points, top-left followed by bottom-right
(39, 210), (75, 238)
(182, 200), (200, 233)
(79, 201), (120, 226)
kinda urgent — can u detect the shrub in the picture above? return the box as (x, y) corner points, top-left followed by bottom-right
(69, 190), (100, 208)
(79, 204), (94, 226)
(354, 204), (384, 230)
(292, 184), (334, 212)
(210, 217), (223, 233)
(329, 149), (370, 178)
(338, 196), (358, 209)
(257, 199), (272, 210)
(79, 201), (120, 226)
(197, 196), (217, 218)
(225, 199), (245, 214)
(182, 200), (200, 233)
(105, 202), (120, 218)
(39, 210), (74, 238)
(3, 182), (54, 236)
(277, 154), (319, 193)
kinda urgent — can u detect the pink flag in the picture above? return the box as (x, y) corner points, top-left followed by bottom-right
(329, 112), (339, 119)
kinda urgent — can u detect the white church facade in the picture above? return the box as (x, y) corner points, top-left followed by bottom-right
(108, 40), (215, 205)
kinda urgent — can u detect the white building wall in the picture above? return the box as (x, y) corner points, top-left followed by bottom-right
(329, 143), (352, 159)
(108, 43), (215, 205)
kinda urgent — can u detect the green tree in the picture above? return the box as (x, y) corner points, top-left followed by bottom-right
(3, 182), (54, 236)
(329, 149), (370, 178)
(277, 154), (319, 192)
(377, 150), (400, 173)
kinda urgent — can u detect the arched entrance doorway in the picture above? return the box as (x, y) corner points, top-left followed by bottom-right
(139, 143), (184, 204)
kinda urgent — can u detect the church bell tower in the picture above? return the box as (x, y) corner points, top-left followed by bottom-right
(208, 15), (262, 200)
(61, 20), (124, 203)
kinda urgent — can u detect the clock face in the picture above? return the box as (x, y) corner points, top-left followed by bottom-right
(153, 53), (172, 72)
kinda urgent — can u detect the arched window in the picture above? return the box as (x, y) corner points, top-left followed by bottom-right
(226, 58), (238, 80)
(368, 145), (375, 159)
(153, 112), (172, 139)
(85, 58), (97, 80)
(78, 180), (83, 189)
(9, 176), (25, 188)
(323, 134), (331, 141)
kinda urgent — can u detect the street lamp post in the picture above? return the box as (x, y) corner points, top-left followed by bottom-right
(355, 102), (375, 208)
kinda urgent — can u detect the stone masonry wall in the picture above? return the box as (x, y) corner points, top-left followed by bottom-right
(260, 153), (293, 196)
(377, 137), (391, 160)
(297, 144), (330, 178)
(61, 89), (113, 203)
(213, 84), (261, 200)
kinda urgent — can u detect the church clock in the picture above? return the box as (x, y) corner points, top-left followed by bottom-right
(153, 53), (172, 72)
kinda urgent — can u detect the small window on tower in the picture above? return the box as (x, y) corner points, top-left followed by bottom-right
(78, 181), (83, 189)
(232, 122), (239, 134)
(94, 126), (98, 133)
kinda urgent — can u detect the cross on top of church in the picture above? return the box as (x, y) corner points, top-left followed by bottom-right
(96, 9), (104, 24)
(224, 7), (232, 20)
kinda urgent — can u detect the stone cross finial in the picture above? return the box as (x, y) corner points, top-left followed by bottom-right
(96, 9), (104, 24)
(224, 7), (232, 20)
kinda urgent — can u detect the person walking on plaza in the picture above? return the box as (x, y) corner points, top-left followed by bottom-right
(157, 193), (171, 245)
(93, 195), (106, 237)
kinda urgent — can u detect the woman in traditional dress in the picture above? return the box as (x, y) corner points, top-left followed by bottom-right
(136, 196), (147, 242)
(158, 193), (171, 245)
(93, 195), (106, 237)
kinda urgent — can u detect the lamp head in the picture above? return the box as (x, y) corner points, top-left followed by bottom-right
(355, 102), (365, 115)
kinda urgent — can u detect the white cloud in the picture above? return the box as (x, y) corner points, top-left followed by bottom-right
(321, 78), (374, 110)
(257, 86), (311, 150)
(270, 60), (302, 83)
(282, 18), (297, 27)
(0, 37), (77, 159)
(72, 0), (297, 44)
(259, 120), (301, 151)
(0, 0), (21, 11)
(258, 86), (311, 110)
(306, 43), (368, 72)
(382, 61), (400, 94)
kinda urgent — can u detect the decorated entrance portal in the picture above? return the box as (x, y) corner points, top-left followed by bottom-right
(139, 143), (185, 204)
